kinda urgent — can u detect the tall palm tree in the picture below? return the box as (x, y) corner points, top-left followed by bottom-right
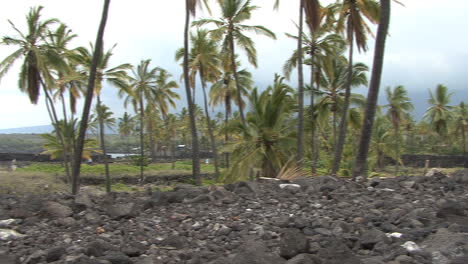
(72, 0), (112, 194)
(283, 4), (343, 173)
(384, 85), (413, 175)
(353, 0), (391, 179)
(423, 84), (453, 137)
(126, 59), (159, 182)
(184, 0), (210, 185)
(275, 0), (321, 169)
(454, 102), (468, 155)
(0, 6), (76, 182)
(73, 44), (130, 190)
(94, 102), (115, 192)
(332, 0), (380, 175)
(177, 29), (222, 180)
(0, 6), (61, 104)
(315, 56), (368, 148)
(150, 68), (179, 161)
(210, 61), (253, 168)
(193, 0), (276, 127)
(118, 112), (135, 155)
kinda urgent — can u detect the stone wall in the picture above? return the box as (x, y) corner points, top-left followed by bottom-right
(401, 154), (468, 168)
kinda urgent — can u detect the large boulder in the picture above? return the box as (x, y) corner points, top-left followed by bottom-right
(105, 203), (139, 220)
(45, 246), (66, 262)
(279, 228), (309, 259)
(421, 228), (468, 264)
(101, 251), (133, 264)
(285, 254), (322, 264)
(452, 169), (468, 184)
(44, 201), (73, 219)
(230, 240), (286, 264)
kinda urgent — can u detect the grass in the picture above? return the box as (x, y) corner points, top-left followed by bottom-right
(370, 166), (464, 178)
(17, 161), (215, 177)
(0, 170), (68, 194)
(1, 160), (218, 194)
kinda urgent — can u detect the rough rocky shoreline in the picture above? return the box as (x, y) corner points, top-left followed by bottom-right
(1, 169), (468, 264)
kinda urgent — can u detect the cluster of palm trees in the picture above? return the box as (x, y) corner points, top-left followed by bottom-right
(2, 0), (464, 194)
(0, 5), (180, 193)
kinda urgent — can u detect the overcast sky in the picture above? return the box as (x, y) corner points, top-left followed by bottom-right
(0, 0), (467, 129)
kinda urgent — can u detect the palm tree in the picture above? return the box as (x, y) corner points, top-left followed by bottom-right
(423, 84), (453, 137)
(93, 102), (115, 192)
(224, 75), (296, 182)
(126, 59), (159, 182)
(73, 44), (130, 190)
(315, 56), (368, 148)
(0, 6), (77, 182)
(210, 61), (253, 168)
(274, 0), (322, 169)
(332, 0), (380, 175)
(454, 102), (468, 155)
(118, 112), (135, 155)
(72, 0), (111, 194)
(177, 29), (222, 180)
(184, 0), (210, 185)
(0, 6), (61, 104)
(353, 0), (391, 179)
(193, 0), (276, 127)
(384, 85), (413, 175)
(150, 68), (180, 161)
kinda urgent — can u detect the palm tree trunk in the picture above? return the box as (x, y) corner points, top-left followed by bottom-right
(312, 66), (320, 174)
(147, 114), (156, 162)
(332, 109), (337, 147)
(331, 33), (354, 175)
(41, 79), (71, 183)
(296, 0), (305, 167)
(353, 0), (391, 180)
(184, 0), (201, 185)
(224, 101), (230, 168)
(139, 97), (145, 183)
(199, 68), (220, 181)
(71, 0), (111, 195)
(97, 96), (111, 193)
(394, 125), (400, 176)
(60, 94), (72, 183)
(228, 31), (247, 128)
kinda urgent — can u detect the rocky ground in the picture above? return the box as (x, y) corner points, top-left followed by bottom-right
(1, 169), (468, 264)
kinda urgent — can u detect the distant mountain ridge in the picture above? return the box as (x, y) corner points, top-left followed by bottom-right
(0, 125), (53, 134)
(0, 124), (118, 134)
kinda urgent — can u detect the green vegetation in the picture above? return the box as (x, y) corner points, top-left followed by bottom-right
(17, 161), (215, 176)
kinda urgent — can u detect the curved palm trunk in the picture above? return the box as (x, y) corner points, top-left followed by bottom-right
(139, 97), (145, 183)
(72, 0), (111, 195)
(353, 0), (391, 180)
(331, 33), (354, 175)
(97, 96), (111, 192)
(199, 69), (220, 181)
(228, 31), (247, 128)
(296, 0), (305, 167)
(41, 79), (71, 183)
(184, 0), (201, 185)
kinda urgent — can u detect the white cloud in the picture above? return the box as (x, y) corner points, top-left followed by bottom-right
(0, 0), (467, 129)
